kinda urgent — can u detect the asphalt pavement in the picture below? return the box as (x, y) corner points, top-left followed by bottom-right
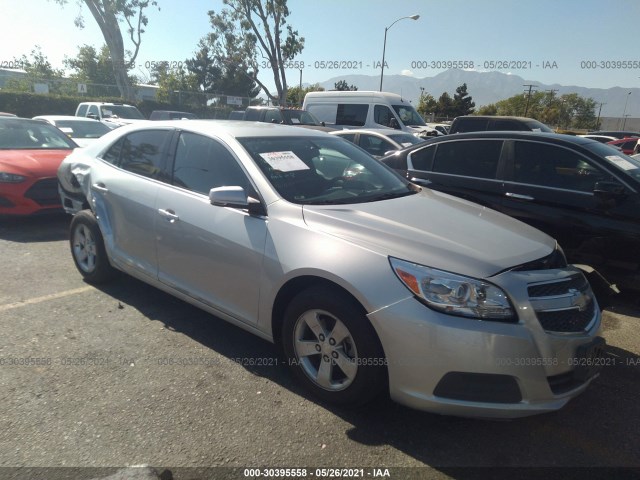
(1, 213), (639, 480)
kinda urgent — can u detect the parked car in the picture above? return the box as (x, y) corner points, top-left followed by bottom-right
(149, 110), (198, 120)
(577, 134), (618, 144)
(588, 130), (640, 140)
(331, 128), (425, 158)
(57, 121), (604, 419)
(381, 131), (640, 290)
(33, 115), (111, 147)
(240, 106), (334, 132)
(606, 137), (638, 155)
(303, 91), (438, 137)
(449, 115), (554, 134)
(75, 102), (146, 129)
(0, 117), (77, 216)
(427, 123), (450, 135)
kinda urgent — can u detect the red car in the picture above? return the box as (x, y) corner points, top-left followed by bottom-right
(0, 117), (77, 216)
(606, 137), (639, 155)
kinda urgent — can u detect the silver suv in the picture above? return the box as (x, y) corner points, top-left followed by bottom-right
(57, 121), (604, 418)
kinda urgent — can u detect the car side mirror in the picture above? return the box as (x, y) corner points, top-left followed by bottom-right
(209, 186), (266, 216)
(389, 118), (400, 129)
(594, 180), (625, 197)
(321, 121), (326, 127)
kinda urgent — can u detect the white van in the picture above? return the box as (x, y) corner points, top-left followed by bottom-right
(302, 91), (438, 137)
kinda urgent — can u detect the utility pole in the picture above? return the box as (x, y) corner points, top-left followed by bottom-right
(523, 84), (538, 116)
(595, 102), (605, 130)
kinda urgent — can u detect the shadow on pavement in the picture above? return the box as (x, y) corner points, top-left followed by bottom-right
(88, 273), (640, 477)
(0, 212), (70, 243)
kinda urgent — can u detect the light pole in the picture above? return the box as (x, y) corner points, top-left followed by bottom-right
(620, 91), (631, 129)
(379, 14), (420, 91)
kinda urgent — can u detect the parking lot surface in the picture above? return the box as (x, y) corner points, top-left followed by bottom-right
(0, 214), (639, 480)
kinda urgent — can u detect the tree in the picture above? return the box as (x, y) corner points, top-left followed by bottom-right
(435, 92), (455, 118)
(185, 42), (260, 99)
(6, 46), (68, 94)
(64, 44), (136, 96)
(286, 83), (324, 106)
(334, 80), (357, 91)
(53, 0), (159, 100)
(202, 0), (305, 106)
(452, 83), (475, 117)
(416, 90), (437, 119)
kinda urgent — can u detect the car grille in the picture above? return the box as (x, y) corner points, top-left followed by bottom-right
(24, 178), (60, 206)
(527, 274), (597, 333)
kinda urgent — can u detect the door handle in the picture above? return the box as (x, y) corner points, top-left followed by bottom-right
(92, 183), (109, 193)
(158, 208), (179, 223)
(505, 192), (534, 201)
(410, 177), (432, 186)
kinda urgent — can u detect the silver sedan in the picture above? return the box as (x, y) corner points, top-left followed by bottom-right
(57, 120), (604, 418)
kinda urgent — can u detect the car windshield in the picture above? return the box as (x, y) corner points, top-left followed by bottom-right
(392, 104), (426, 126)
(100, 105), (145, 119)
(54, 120), (111, 139)
(587, 142), (640, 182)
(387, 133), (425, 146)
(282, 110), (321, 125)
(238, 136), (416, 205)
(0, 119), (77, 149)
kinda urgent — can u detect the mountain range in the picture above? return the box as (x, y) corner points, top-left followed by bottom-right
(314, 69), (638, 118)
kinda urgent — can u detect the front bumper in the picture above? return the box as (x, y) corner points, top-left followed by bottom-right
(0, 177), (62, 216)
(367, 268), (602, 419)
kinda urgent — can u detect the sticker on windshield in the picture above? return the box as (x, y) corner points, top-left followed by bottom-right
(259, 151), (310, 172)
(606, 155), (638, 170)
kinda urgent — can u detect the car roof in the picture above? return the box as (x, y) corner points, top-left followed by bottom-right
(33, 115), (99, 122)
(395, 131), (599, 153)
(110, 119), (333, 139)
(331, 128), (407, 136)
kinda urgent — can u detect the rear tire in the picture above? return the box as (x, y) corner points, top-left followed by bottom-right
(282, 286), (387, 405)
(70, 210), (115, 283)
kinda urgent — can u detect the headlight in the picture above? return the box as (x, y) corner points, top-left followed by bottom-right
(0, 172), (27, 183)
(390, 257), (516, 321)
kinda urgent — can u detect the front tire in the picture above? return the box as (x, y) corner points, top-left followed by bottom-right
(70, 210), (115, 283)
(282, 286), (387, 405)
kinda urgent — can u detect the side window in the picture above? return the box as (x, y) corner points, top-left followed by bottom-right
(453, 118), (488, 133)
(513, 142), (609, 192)
(101, 137), (125, 165)
(359, 134), (395, 157)
(119, 130), (172, 180)
(408, 145), (436, 171)
(307, 104), (338, 124)
(494, 120), (526, 131)
(77, 105), (88, 117)
(173, 132), (249, 195)
(432, 140), (502, 179)
(87, 105), (99, 117)
(264, 110), (282, 123)
(337, 133), (357, 143)
(244, 109), (262, 121)
(373, 105), (396, 128)
(336, 104), (368, 126)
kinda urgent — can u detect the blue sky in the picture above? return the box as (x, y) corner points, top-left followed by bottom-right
(1, 0), (639, 93)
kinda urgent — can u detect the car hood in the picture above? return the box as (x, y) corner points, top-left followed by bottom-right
(302, 189), (555, 279)
(0, 149), (73, 177)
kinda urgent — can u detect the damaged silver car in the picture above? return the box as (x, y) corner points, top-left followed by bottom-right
(58, 121), (604, 418)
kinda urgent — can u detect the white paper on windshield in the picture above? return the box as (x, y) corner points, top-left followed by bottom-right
(606, 155), (638, 170)
(532, 128), (542, 132)
(259, 151), (310, 172)
(290, 118), (300, 124)
(401, 142), (413, 147)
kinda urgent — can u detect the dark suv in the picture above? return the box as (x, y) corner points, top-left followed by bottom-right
(449, 115), (554, 134)
(382, 131), (640, 290)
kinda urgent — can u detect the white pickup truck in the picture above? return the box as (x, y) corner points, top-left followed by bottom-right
(75, 102), (146, 129)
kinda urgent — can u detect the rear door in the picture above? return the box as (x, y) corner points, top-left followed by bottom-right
(90, 128), (173, 279)
(406, 138), (506, 210)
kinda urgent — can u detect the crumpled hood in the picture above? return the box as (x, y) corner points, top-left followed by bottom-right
(0, 149), (73, 177)
(302, 189), (555, 279)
